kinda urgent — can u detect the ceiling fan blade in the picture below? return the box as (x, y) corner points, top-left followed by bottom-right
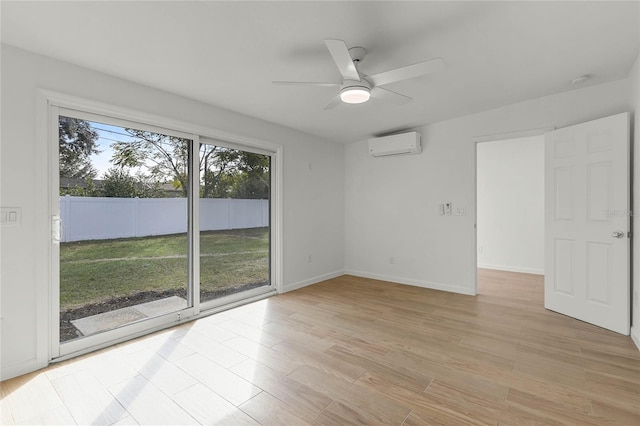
(324, 39), (360, 81)
(368, 57), (444, 87)
(323, 96), (342, 110)
(272, 81), (341, 87)
(370, 87), (413, 105)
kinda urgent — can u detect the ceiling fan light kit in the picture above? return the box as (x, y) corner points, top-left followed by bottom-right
(340, 87), (371, 104)
(273, 38), (444, 109)
(340, 79), (371, 104)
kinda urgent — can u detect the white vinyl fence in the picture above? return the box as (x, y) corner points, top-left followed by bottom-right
(60, 196), (269, 242)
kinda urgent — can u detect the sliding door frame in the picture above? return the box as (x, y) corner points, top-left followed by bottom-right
(38, 90), (283, 364)
(198, 137), (276, 312)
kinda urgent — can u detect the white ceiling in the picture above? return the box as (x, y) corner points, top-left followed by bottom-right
(2, 1), (638, 144)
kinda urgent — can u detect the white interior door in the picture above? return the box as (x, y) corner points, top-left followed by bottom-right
(545, 112), (630, 335)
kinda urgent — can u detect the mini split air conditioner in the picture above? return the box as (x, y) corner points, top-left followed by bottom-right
(368, 131), (422, 157)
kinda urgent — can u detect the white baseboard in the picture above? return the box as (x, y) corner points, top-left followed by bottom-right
(344, 269), (475, 295)
(282, 270), (345, 293)
(1, 358), (44, 381)
(632, 325), (640, 352)
(477, 263), (544, 275)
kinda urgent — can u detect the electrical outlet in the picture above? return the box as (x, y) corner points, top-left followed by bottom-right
(308, 254), (312, 263)
(390, 256), (396, 265)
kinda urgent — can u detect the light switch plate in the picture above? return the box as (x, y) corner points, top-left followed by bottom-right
(1, 207), (22, 226)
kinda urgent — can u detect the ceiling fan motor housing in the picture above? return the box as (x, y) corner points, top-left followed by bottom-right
(348, 46), (366, 63)
(341, 79), (371, 91)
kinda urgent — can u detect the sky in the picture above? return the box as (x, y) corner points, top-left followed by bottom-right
(88, 121), (148, 179)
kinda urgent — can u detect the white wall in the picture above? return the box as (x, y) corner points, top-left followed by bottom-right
(477, 136), (544, 275)
(346, 77), (633, 296)
(0, 45), (345, 379)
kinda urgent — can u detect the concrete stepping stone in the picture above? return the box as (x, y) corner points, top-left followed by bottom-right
(71, 296), (187, 337)
(71, 308), (146, 336)
(134, 296), (187, 317)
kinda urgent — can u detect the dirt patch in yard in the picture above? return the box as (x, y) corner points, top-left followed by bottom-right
(59, 281), (269, 342)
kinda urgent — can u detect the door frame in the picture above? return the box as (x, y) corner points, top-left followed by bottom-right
(471, 127), (554, 295)
(37, 90), (283, 364)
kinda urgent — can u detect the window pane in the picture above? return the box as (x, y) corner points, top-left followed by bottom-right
(199, 144), (270, 303)
(59, 116), (190, 342)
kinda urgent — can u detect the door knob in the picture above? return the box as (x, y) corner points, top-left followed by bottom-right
(612, 230), (624, 238)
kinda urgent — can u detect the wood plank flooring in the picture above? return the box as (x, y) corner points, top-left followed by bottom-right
(2, 270), (639, 425)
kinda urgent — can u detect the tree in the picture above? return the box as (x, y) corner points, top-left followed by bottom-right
(230, 152), (270, 199)
(201, 147), (241, 198)
(111, 130), (191, 196)
(59, 117), (100, 178)
(101, 168), (162, 198)
(60, 178), (99, 197)
(111, 129), (270, 199)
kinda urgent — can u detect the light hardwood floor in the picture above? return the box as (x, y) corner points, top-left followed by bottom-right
(2, 270), (639, 425)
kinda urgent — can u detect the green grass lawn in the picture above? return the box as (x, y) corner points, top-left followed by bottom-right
(60, 227), (269, 310)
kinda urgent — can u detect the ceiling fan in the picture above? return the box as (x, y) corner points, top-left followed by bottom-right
(273, 39), (444, 110)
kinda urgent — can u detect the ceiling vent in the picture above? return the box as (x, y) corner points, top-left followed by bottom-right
(368, 132), (422, 157)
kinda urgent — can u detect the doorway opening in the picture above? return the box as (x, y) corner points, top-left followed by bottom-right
(473, 114), (630, 335)
(475, 135), (545, 297)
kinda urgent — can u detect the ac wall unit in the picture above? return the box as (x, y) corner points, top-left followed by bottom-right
(368, 131), (422, 157)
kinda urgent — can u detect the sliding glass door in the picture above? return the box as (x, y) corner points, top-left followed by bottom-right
(55, 110), (196, 354)
(52, 106), (276, 358)
(198, 139), (272, 308)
